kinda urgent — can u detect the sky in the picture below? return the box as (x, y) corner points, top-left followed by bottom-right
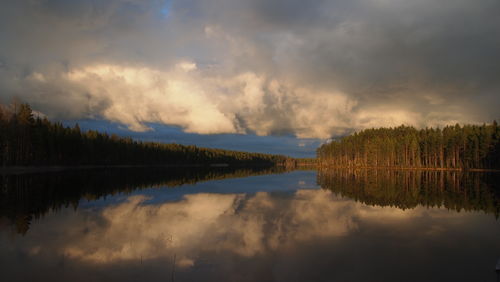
(1, 0), (499, 157)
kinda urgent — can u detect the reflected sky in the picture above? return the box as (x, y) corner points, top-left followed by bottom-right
(1, 171), (499, 282)
(113, 170), (319, 205)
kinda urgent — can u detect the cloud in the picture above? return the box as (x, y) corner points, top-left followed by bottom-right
(66, 63), (238, 134)
(9, 61), (359, 137)
(1, 0), (499, 138)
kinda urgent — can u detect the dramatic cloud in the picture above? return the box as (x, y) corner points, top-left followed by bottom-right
(1, 0), (499, 138)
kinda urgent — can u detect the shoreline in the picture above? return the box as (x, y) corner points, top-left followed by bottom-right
(316, 165), (500, 172)
(0, 163), (284, 175)
(1, 164), (499, 174)
(0, 164), (201, 174)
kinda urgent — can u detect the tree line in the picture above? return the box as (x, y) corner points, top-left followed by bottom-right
(317, 124), (500, 169)
(0, 102), (292, 166)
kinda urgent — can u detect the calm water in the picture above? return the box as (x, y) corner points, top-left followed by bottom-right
(0, 168), (499, 282)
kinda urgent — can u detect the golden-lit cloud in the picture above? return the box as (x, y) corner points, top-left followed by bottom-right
(66, 63), (238, 134)
(51, 62), (361, 138)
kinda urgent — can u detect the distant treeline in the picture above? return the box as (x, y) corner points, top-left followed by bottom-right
(317, 124), (500, 169)
(0, 102), (292, 166)
(318, 169), (500, 217)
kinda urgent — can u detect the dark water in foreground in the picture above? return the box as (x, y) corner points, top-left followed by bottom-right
(0, 168), (499, 282)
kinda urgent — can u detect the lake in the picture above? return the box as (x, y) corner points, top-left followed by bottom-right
(1, 167), (499, 282)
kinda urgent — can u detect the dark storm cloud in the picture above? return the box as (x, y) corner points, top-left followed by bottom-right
(0, 0), (499, 138)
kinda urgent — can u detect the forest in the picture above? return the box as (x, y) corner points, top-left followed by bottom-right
(0, 102), (293, 167)
(317, 124), (500, 169)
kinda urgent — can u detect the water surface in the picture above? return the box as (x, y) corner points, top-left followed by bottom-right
(0, 168), (499, 282)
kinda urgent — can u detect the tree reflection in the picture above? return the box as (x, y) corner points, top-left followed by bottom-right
(0, 166), (290, 234)
(318, 169), (500, 217)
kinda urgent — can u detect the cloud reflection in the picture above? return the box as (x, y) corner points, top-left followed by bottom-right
(1, 189), (499, 282)
(60, 191), (358, 263)
(26, 190), (458, 265)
